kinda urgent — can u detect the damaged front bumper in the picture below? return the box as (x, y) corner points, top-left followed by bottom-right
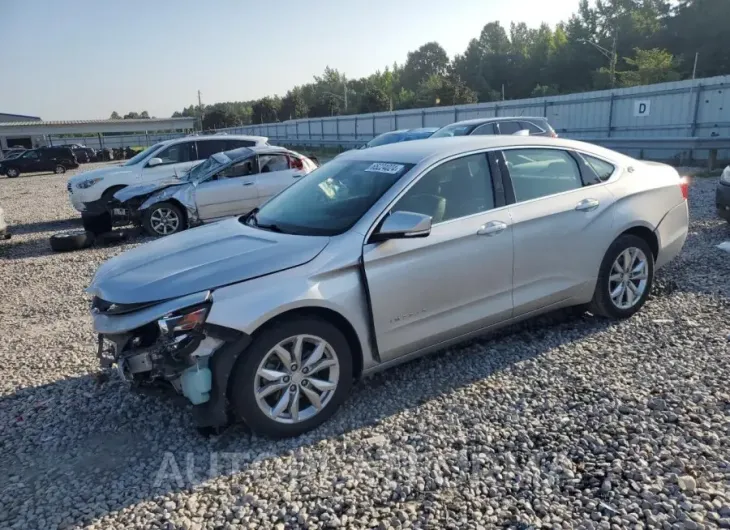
(92, 291), (251, 428)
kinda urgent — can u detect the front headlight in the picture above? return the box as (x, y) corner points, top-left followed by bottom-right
(77, 177), (103, 189)
(158, 305), (210, 335)
(720, 166), (730, 185)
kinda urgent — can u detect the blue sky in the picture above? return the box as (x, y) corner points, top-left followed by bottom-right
(0, 0), (582, 120)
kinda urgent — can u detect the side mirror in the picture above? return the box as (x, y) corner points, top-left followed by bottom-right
(512, 129), (530, 136)
(147, 157), (163, 167)
(370, 211), (432, 243)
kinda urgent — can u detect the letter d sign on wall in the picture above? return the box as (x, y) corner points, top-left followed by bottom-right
(634, 100), (651, 117)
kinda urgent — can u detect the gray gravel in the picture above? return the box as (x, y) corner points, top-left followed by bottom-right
(1, 169), (729, 530)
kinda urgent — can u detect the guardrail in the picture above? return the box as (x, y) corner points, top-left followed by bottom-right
(266, 136), (730, 169)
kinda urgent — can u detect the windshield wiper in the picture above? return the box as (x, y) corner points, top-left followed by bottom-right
(256, 223), (284, 233)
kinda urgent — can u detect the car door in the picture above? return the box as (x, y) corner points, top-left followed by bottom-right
(140, 141), (197, 183)
(500, 147), (616, 316)
(19, 150), (42, 172)
(194, 157), (259, 220)
(254, 153), (303, 204)
(362, 152), (514, 362)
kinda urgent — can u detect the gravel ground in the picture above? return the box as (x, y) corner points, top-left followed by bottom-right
(1, 167), (729, 530)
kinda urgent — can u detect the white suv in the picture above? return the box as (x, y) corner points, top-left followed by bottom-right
(67, 135), (268, 228)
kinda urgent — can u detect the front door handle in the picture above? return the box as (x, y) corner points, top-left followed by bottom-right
(477, 221), (507, 236)
(242, 181), (254, 186)
(292, 173), (303, 178)
(575, 198), (600, 211)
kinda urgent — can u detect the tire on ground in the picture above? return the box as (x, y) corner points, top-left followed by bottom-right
(49, 230), (95, 252)
(81, 212), (112, 235)
(229, 316), (353, 438)
(142, 201), (186, 237)
(589, 234), (655, 319)
(6, 168), (19, 178)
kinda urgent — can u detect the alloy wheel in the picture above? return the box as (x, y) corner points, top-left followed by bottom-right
(149, 207), (180, 235)
(608, 247), (649, 310)
(55, 165), (66, 174)
(254, 334), (340, 424)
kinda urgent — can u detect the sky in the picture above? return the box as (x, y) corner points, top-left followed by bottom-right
(0, 0), (583, 120)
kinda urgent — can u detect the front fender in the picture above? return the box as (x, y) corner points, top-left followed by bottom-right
(140, 183), (200, 225)
(207, 262), (377, 371)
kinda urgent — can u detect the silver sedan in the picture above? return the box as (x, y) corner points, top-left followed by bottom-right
(88, 136), (689, 437)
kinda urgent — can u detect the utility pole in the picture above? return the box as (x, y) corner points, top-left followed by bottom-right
(580, 35), (618, 88)
(692, 52), (699, 79)
(197, 90), (204, 131)
(343, 77), (348, 112)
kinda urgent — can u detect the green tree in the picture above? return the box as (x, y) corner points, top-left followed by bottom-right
(110, 111), (121, 120)
(202, 107), (237, 130)
(359, 85), (390, 113)
(251, 97), (281, 123)
(401, 42), (450, 92)
(618, 48), (680, 86)
(280, 89), (309, 120)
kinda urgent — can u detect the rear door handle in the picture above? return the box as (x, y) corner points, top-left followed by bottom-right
(575, 198), (600, 211)
(243, 181), (254, 186)
(477, 221), (507, 236)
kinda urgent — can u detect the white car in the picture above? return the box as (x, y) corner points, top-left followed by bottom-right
(67, 135), (268, 231)
(111, 145), (318, 236)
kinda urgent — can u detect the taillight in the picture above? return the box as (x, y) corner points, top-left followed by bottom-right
(679, 176), (689, 200)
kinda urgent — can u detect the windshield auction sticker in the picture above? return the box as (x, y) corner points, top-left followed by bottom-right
(365, 163), (404, 174)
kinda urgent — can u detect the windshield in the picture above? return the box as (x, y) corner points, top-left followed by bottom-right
(183, 152), (231, 182)
(123, 143), (164, 166)
(249, 159), (414, 236)
(430, 123), (478, 138)
(366, 132), (404, 148)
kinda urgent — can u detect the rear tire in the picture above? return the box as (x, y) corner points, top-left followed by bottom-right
(55, 165), (66, 174)
(81, 212), (113, 235)
(49, 230), (94, 252)
(142, 202), (185, 237)
(589, 234), (654, 319)
(229, 317), (353, 438)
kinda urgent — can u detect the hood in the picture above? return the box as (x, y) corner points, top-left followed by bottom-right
(67, 165), (134, 185)
(87, 217), (330, 304)
(114, 178), (186, 203)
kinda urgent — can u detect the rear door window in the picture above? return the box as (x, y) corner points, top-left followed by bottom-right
(496, 121), (523, 135)
(224, 139), (256, 149)
(519, 121), (545, 134)
(196, 139), (229, 159)
(503, 148), (583, 202)
(258, 154), (290, 173)
(471, 123), (497, 135)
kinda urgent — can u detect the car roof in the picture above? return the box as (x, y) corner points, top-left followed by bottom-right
(443, 116), (547, 127)
(154, 134), (269, 148)
(223, 145), (290, 161)
(336, 135), (631, 166)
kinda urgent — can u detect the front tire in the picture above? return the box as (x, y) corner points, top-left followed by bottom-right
(6, 168), (19, 178)
(589, 234), (654, 319)
(230, 317), (353, 438)
(142, 202), (185, 237)
(54, 165), (66, 174)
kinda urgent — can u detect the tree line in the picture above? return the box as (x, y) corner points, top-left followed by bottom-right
(169, 0), (729, 130)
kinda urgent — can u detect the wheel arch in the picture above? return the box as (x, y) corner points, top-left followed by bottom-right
(617, 224), (659, 259)
(247, 306), (364, 380)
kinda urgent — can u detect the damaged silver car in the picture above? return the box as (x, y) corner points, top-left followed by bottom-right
(88, 136), (688, 438)
(110, 146), (317, 236)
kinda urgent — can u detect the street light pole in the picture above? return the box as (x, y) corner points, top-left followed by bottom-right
(580, 35), (617, 88)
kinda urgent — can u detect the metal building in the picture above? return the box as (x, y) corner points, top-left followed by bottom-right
(0, 117), (196, 151)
